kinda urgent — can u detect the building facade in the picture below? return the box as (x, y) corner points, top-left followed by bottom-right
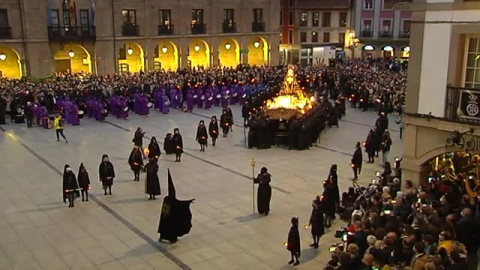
(352, 0), (411, 59)
(279, 0), (352, 65)
(0, 0), (280, 78)
(399, 0), (480, 186)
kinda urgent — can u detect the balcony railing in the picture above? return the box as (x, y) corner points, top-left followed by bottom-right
(360, 30), (372, 38)
(48, 26), (96, 42)
(0, 26), (12, 39)
(158, 24), (174, 35)
(222, 21), (237, 33)
(400, 32), (410, 38)
(191, 23), (206, 34)
(122, 23), (139, 36)
(445, 86), (480, 124)
(252, 21), (265, 32)
(379, 31), (392, 38)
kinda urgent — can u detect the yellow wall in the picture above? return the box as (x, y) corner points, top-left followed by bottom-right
(188, 40), (210, 68)
(248, 39), (267, 66)
(154, 42), (178, 71)
(0, 47), (22, 79)
(54, 45), (92, 73)
(218, 39), (239, 68)
(119, 43), (144, 73)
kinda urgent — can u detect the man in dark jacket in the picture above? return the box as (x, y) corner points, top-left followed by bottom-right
(456, 208), (480, 269)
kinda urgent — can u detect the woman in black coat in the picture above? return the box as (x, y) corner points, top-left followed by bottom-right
(196, 120), (208, 152)
(172, 128), (183, 162)
(128, 146), (144, 181)
(328, 164), (340, 208)
(220, 110), (230, 137)
(148, 136), (161, 159)
(163, 133), (173, 154)
(365, 129), (376, 163)
(287, 217), (301, 266)
(208, 116), (219, 146)
(133, 127), (145, 151)
(309, 196), (325, 249)
(254, 167), (272, 215)
(63, 164), (79, 208)
(99, 154), (115, 195)
(77, 163), (90, 202)
(351, 142), (363, 180)
(145, 158), (161, 200)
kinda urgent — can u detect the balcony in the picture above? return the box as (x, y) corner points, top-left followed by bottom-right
(379, 31), (392, 38)
(0, 26), (12, 39)
(191, 23), (206, 34)
(122, 23), (139, 36)
(400, 31), (410, 38)
(222, 21), (237, 33)
(252, 21), (265, 32)
(360, 30), (372, 38)
(48, 26), (96, 42)
(445, 86), (480, 124)
(158, 24), (174, 35)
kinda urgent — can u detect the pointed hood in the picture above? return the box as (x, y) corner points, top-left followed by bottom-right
(167, 169), (176, 198)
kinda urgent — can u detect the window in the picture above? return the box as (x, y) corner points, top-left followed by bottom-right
(300, 12), (307, 27)
(0, 9), (8, 27)
(312, 31), (318, 43)
(119, 63), (129, 72)
(364, 0), (373, 10)
(192, 9), (204, 24)
(339, 12), (347, 27)
(159, 10), (171, 25)
(402, 20), (411, 34)
(280, 11), (283, 25)
(339, 33), (345, 44)
(322, 12), (330, 27)
(312, 12), (319, 27)
(288, 29), (293, 44)
(50, 9), (60, 26)
(80, 10), (89, 26)
(383, 0), (394, 10)
(253, 8), (263, 22)
(63, 5), (75, 26)
(362, 20), (372, 30)
(323, 32), (330, 43)
(464, 37), (480, 89)
(288, 11), (294, 25)
(122, 10), (137, 25)
(300, 32), (307, 42)
(382, 20), (392, 33)
(224, 9), (234, 24)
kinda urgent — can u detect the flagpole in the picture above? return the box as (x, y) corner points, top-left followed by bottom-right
(250, 158), (256, 214)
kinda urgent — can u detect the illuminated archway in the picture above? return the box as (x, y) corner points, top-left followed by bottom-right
(54, 44), (92, 74)
(188, 39), (210, 68)
(0, 46), (22, 79)
(248, 37), (268, 66)
(118, 42), (144, 73)
(154, 41), (178, 71)
(218, 38), (240, 68)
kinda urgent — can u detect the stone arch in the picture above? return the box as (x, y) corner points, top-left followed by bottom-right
(0, 46), (22, 78)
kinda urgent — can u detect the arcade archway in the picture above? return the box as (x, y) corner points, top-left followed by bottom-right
(54, 44), (92, 74)
(248, 37), (268, 66)
(154, 41), (178, 71)
(218, 38), (240, 68)
(0, 46), (22, 79)
(118, 42), (144, 73)
(188, 39), (210, 69)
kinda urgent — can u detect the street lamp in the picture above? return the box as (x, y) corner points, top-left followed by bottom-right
(194, 44), (200, 52)
(127, 47), (134, 55)
(0, 52), (6, 61)
(161, 46), (168, 54)
(225, 42), (231, 50)
(68, 50), (75, 58)
(253, 41), (260, 48)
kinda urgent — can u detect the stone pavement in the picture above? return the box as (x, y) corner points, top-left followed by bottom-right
(0, 105), (402, 270)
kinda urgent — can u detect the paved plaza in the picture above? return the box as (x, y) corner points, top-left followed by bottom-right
(0, 105), (402, 270)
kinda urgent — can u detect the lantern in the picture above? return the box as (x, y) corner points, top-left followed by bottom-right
(127, 47), (134, 55)
(68, 50), (75, 58)
(0, 52), (6, 61)
(224, 43), (231, 50)
(161, 46), (168, 54)
(194, 44), (201, 52)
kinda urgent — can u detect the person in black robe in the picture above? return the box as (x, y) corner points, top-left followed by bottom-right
(196, 120), (208, 152)
(158, 169), (194, 243)
(145, 158), (161, 200)
(351, 142), (363, 180)
(287, 217), (301, 266)
(327, 107), (339, 128)
(25, 102), (34, 128)
(99, 154), (115, 195)
(328, 164), (340, 208)
(172, 128), (183, 162)
(247, 116), (258, 148)
(0, 95), (6, 125)
(163, 133), (173, 155)
(241, 101), (250, 126)
(254, 167), (272, 215)
(77, 163), (90, 202)
(288, 116), (300, 150)
(322, 180), (335, 228)
(128, 146), (144, 181)
(208, 116), (219, 146)
(309, 196), (325, 249)
(226, 107), (234, 131)
(365, 129), (376, 163)
(148, 136), (161, 159)
(133, 127), (146, 158)
(62, 164), (79, 208)
(220, 110), (230, 137)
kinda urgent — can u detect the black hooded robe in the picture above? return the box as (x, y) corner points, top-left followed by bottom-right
(255, 172), (272, 214)
(145, 162), (161, 196)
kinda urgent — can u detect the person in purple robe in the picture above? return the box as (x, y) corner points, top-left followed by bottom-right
(71, 103), (79, 126)
(221, 87), (229, 108)
(186, 90), (194, 112)
(120, 97), (128, 119)
(213, 86), (221, 107)
(154, 89), (163, 111)
(170, 88), (178, 109)
(196, 88), (204, 109)
(161, 94), (170, 114)
(204, 88), (213, 110)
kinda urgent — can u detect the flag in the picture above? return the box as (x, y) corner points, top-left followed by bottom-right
(68, 0), (76, 22)
(90, 0), (95, 26)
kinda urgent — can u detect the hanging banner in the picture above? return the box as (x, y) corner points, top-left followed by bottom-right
(458, 89), (480, 120)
